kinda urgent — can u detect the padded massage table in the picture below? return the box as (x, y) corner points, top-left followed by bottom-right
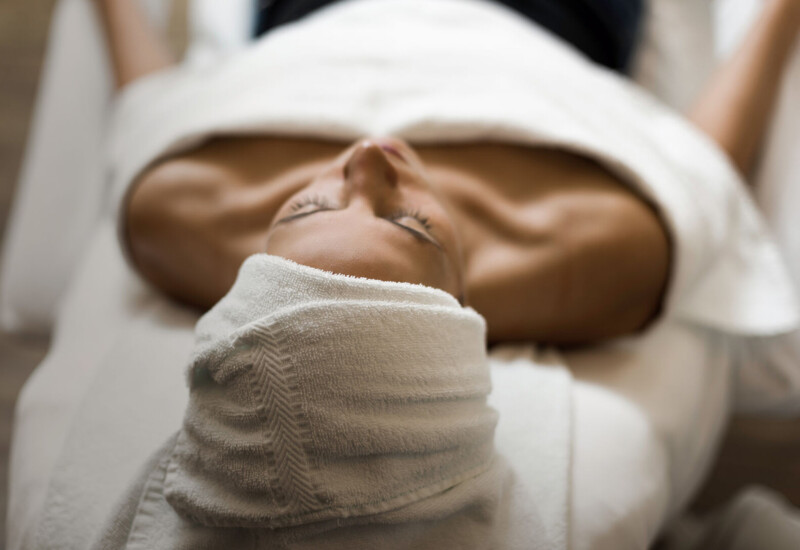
(3, 0), (800, 548)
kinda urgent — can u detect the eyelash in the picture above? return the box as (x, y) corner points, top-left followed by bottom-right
(390, 208), (433, 231)
(289, 195), (334, 212)
(290, 196), (433, 231)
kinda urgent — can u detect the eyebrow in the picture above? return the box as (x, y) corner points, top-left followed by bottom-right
(276, 209), (443, 250)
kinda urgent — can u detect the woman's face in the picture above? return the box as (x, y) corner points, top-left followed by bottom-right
(265, 137), (465, 301)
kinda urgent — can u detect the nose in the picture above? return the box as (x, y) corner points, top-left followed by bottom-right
(344, 141), (398, 207)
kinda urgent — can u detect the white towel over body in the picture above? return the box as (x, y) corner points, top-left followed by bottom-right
(108, 0), (798, 337)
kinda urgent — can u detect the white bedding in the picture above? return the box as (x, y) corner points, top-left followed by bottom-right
(9, 220), (730, 550)
(6, 0), (800, 549)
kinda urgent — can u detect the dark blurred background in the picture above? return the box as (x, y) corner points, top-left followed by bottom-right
(0, 1), (798, 548)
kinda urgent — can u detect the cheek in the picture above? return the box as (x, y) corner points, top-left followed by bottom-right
(435, 218), (466, 296)
(429, 210), (463, 262)
(266, 230), (369, 273)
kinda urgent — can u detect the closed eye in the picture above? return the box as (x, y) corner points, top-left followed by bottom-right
(288, 195), (335, 213)
(275, 208), (442, 250)
(389, 208), (433, 232)
(276, 208), (336, 224)
(386, 219), (443, 250)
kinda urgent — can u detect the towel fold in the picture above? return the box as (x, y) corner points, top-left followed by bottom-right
(167, 254), (498, 529)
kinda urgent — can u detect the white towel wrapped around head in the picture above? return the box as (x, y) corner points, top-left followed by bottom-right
(164, 254), (501, 530)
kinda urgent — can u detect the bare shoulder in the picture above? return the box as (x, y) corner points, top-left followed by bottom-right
(128, 155), (230, 235)
(125, 155), (247, 309)
(124, 137), (339, 308)
(555, 185), (672, 336)
(463, 162), (672, 345)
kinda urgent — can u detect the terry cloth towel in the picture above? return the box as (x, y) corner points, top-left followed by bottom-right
(88, 254), (570, 549)
(108, 0), (798, 338)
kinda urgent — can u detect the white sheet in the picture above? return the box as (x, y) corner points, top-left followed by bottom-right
(8, 220), (730, 550)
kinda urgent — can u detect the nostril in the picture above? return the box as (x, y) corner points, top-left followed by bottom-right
(345, 141), (398, 188)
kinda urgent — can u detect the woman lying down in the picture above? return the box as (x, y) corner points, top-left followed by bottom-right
(88, 0), (800, 548)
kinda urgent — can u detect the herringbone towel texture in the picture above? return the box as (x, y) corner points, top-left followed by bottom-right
(168, 254), (499, 528)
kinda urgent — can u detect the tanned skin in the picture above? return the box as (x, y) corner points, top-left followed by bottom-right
(94, 0), (800, 345)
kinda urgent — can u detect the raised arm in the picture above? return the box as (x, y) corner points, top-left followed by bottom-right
(689, 0), (800, 177)
(92, 0), (175, 90)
